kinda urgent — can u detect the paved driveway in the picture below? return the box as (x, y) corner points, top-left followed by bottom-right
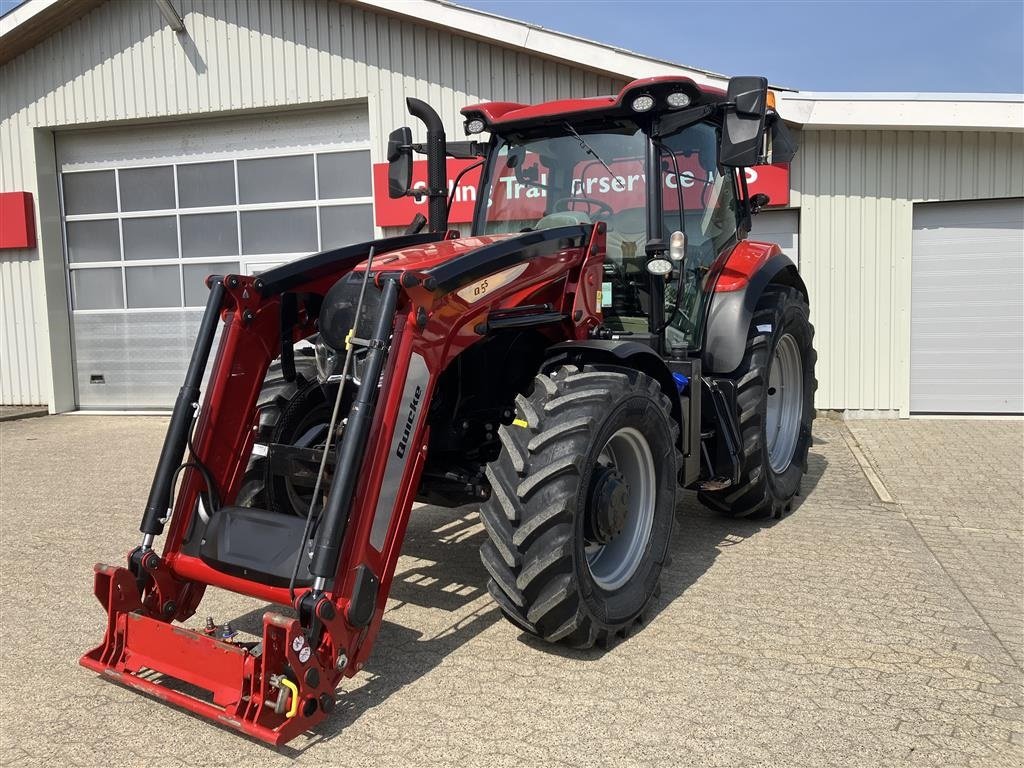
(0, 415), (1020, 767)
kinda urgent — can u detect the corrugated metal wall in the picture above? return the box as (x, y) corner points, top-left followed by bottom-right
(0, 0), (626, 406)
(792, 129), (1024, 415)
(3, 0), (1022, 414)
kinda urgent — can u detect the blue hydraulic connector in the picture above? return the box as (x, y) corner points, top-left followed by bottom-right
(672, 372), (690, 394)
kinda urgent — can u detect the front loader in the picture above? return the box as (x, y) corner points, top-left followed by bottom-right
(82, 75), (816, 745)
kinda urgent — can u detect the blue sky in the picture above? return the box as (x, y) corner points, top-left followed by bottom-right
(2, 0), (1021, 92)
(460, 0), (1024, 93)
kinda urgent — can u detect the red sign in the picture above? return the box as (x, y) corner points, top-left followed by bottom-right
(371, 159), (790, 227)
(0, 192), (36, 249)
(742, 163), (790, 207)
(373, 159), (481, 227)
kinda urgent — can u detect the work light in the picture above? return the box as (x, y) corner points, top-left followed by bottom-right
(631, 94), (655, 113)
(646, 257), (672, 276)
(666, 91), (691, 109)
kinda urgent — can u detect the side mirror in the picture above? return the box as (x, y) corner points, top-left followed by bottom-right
(387, 126), (413, 198)
(719, 76), (768, 168)
(749, 193), (770, 213)
(505, 145), (539, 185)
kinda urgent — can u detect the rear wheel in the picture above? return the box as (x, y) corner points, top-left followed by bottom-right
(480, 365), (681, 648)
(699, 285), (817, 518)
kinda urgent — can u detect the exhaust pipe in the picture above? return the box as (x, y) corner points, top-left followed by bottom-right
(406, 97), (448, 233)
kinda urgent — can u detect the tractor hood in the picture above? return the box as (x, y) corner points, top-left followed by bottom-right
(356, 233), (516, 273)
(317, 224), (592, 350)
(365, 224), (591, 291)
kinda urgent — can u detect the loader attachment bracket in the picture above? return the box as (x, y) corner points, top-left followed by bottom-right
(81, 562), (345, 746)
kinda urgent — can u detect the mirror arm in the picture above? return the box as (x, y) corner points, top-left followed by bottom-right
(445, 140), (486, 160)
(652, 104), (715, 139)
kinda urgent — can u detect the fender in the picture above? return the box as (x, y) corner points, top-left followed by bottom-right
(542, 339), (682, 437)
(702, 244), (807, 375)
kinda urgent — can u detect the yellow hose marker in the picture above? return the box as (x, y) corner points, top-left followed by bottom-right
(280, 677), (300, 718)
(344, 328), (354, 351)
(512, 418), (529, 428)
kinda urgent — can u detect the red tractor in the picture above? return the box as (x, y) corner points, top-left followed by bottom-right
(82, 75), (815, 745)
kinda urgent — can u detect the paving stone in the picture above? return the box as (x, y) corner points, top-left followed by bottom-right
(0, 415), (1020, 767)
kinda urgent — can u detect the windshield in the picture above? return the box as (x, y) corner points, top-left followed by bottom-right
(477, 123), (647, 233)
(474, 119), (740, 345)
(476, 123), (652, 329)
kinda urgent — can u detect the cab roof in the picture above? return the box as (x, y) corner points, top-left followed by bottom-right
(461, 76), (728, 132)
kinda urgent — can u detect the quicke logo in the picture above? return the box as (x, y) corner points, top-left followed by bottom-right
(396, 385), (423, 459)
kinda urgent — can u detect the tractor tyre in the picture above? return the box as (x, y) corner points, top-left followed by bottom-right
(236, 355), (334, 517)
(480, 364), (681, 648)
(698, 285), (817, 519)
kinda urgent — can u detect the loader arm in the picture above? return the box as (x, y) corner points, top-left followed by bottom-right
(81, 225), (599, 745)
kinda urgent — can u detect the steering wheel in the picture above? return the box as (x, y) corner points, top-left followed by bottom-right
(553, 197), (614, 219)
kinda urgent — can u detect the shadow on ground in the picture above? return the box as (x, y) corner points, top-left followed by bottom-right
(208, 446), (827, 753)
(517, 446), (828, 659)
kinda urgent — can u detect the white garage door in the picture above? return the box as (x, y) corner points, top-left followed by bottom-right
(57, 107), (373, 409)
(911, 198), (1024, 414)
(749, 208), (799, 266)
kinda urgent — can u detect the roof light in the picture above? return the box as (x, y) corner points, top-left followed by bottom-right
(631, 94), (655, 113)
(666, 91), (690, 109)
(465, 117), (486, 135)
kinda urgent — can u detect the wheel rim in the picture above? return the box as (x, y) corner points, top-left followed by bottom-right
(584, 427), (656, 591)
(766, 333), (803, 473)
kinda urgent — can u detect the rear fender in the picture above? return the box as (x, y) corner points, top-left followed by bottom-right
(702, 249), (806, 375)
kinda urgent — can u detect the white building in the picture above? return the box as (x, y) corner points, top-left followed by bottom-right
(1, 0), (1021, 415)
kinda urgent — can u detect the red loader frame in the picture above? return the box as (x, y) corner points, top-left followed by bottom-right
(82, 225), (608, 745)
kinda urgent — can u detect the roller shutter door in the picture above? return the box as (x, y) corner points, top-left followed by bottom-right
(749, 208), (799, 266)
(57, 107), (373, 409)
(911, 198), (1024, 413)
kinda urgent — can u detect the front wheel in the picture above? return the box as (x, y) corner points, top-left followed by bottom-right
(479, 365), (681, 648)
(236, 358), (334, 517)
(699, 285), (817, 518)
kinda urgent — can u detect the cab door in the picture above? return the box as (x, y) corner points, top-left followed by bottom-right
(658, 121), (743, 352)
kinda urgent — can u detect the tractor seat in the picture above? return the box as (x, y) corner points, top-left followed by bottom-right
(604, 207), (648, 273)
(197, 506), (315, 588)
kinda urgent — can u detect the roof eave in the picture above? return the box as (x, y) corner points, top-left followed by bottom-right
(778, 91), (1024, 132)
(347, 0), (730, 87)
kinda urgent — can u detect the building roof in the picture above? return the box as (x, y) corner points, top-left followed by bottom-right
(0, 0), (731, 86)
(349, 0), (730, 87)
(0, 0), (103, 63)
(2, 0), (1021, 131)
(778, 91), (1024, 131)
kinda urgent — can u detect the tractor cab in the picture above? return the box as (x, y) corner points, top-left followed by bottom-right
(389, 75), (797, 358)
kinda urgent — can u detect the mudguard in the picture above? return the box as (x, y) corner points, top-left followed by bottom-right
(543, 339), (682, 430)
(702, 248), (806, 375)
